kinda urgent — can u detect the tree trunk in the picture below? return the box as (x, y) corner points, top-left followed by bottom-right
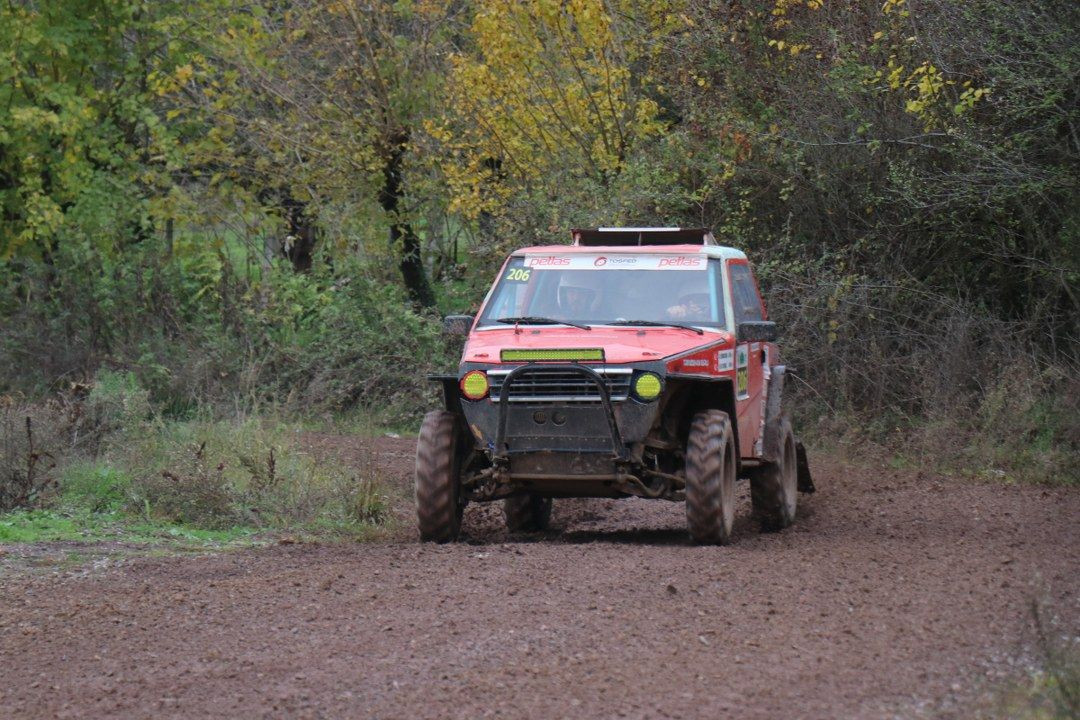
(280, 193), (317, 273)
(379, 133), (435, 308)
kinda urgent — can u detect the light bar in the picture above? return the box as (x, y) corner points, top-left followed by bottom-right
(500, 348), (605, 362)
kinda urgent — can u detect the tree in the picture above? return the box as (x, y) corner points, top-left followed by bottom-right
(0, 0), (222, 263)
(188, 0), (462, 303)
(428, 0), (673, 225)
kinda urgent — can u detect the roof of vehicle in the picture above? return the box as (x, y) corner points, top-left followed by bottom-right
(511, 243), (748, 262)
(573, 227), (715, 246)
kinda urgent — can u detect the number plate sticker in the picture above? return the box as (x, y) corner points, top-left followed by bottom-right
(716, 349), (734, 372)
(735, 345), (749, 399)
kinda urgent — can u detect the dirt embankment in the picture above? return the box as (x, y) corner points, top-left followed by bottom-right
(1, 437), (1077, 719)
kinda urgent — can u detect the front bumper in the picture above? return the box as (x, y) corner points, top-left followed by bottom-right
(458, 362), (667, 497)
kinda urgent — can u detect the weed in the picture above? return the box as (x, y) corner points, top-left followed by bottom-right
(972, 598), (1080, 719)
(0, 404), (59, 510)
(123, 418), (392, 533)
(59, 463), (130, 513)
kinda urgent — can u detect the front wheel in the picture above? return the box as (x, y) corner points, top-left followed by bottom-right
(503, 494), (553, 532)
(685, 409), (737, 545)
(750, 418), (798, 531)
(415, 410), (465, 542)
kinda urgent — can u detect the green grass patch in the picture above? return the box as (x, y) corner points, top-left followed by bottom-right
(0, 508), (261, 546)
(0, 413), (395, 549)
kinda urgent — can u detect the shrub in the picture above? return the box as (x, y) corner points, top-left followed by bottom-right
(125, 418), (390, 531)
(129, 440), (236, 527)
(0, 402), (61, 511)
(58, 463), (130, 513)
(83, 370), (151, 447)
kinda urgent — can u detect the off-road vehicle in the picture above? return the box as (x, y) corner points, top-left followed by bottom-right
(417, 227), (814, 544)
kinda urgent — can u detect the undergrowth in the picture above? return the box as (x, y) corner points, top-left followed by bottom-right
(0, 375), (395, 543)
(973, 600), (1080, 719)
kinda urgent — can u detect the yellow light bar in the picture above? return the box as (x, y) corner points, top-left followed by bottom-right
(500, 348), (605, 362)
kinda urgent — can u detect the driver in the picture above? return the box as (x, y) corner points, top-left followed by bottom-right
(557, 275), (599, 318)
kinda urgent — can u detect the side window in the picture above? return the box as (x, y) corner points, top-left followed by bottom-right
(729, 263), (764, 323)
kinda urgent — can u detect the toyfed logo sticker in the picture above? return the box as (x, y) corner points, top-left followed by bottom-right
(594, 256), (608, 267)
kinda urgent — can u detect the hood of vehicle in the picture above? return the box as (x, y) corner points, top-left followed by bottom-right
(462, 325), (732, 365)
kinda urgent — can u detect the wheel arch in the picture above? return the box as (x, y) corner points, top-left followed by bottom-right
(659, 375), (740, 463)
(428, 374), (464, 416)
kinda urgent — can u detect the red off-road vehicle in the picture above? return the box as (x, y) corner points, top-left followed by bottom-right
(417, 227), (813, 544)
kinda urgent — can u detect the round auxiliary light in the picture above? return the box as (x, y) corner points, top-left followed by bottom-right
(460, 370), (490, 400)
(633, 372), (663, 401)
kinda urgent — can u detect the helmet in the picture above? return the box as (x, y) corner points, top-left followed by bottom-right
(557, 274), (598, 314)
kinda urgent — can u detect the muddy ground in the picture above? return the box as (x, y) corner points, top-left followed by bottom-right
(1, 436), (1077, 719)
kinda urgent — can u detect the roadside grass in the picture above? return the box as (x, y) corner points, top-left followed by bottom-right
(973, 601), (1080, 720)
(799, 400), (1080, 487)
(0, 507), (259, 545)
(0, 406), (398, 555)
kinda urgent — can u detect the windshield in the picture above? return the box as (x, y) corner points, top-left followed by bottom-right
(477, 254), (727, 329)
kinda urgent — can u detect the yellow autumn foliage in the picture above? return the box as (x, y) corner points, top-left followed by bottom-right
(429, 0), (674, 219)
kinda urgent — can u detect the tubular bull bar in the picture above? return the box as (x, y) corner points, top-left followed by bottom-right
(493, 363), (629, 463)
(457, 363), (686, 501)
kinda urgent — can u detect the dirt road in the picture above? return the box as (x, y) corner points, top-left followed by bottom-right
(1, 437), (1077, 719)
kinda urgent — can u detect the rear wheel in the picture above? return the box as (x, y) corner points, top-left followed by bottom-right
(415, 410), (465, 542)
(685, 409), (737, 545)
(751, 418), (798, 531)
(503, 494), (553, 532)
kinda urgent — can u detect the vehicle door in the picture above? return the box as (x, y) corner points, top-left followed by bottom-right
(728, 260), (767, 457)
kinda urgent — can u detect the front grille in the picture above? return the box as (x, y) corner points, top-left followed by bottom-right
(487, 367), (632, 403)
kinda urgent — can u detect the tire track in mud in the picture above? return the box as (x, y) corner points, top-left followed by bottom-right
(1, 437), (1077, 719)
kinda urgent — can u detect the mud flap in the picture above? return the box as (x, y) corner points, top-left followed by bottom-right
(795, 441), (815, 493)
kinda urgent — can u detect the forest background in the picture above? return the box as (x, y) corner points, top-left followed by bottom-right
(1, 0), (1077, 535)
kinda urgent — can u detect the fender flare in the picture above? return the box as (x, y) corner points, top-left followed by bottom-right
(428, 374), (464, 416)
(761, 365), (787, 463)
(761, 365), (815, 492)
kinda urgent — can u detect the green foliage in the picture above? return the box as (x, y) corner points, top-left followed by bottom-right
(0, 0), (222, 259)
(0, 402), (61, 511)
(0, 0), (1076, 482)
(85, 371), (151, 443)
(123, 418), (390, 531)
(59, 463), (130, 513)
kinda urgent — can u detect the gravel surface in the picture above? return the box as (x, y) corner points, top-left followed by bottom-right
(1, 437), (1077, 719)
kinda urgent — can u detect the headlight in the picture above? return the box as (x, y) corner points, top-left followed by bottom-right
(460, 370), (490, 400)
(632, 372), (662, 401)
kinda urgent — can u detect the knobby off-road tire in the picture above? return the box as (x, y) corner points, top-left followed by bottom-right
(685, 409), (737, 545)
(415, 410), (465, 543)
(751, 418), (798, 532)
(503, 495), (553, 533)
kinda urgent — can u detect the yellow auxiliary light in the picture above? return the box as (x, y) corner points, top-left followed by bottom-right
(460, 370), (490, 400)
(633, 372), (663, 401)
(500, 348), (605, 362)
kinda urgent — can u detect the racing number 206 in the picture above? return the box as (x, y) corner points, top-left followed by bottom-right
(505, 268), (532, 282)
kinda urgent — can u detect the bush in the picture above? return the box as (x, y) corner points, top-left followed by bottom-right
(58, 463), (130, 513)
(125, 418), (389, 531)
(0, 401), (61, 511)
(82, 370), (152, 449)
(277, 272), (453, 422)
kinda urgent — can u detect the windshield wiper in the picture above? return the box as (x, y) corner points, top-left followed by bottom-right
(607, 319), (704, 335)
(496, 316), (592, 331)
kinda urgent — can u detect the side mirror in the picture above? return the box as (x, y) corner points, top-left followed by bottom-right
(442, 314), (475, 336)
(737, 320), (778, 343)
